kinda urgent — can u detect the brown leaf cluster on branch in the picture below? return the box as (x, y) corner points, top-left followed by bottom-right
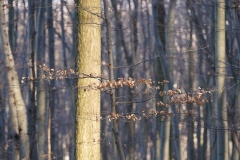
(107, 109), (174, 122)
(99, 78), (136, 89)
(86, 77), (158, 91)
(158, 88), (209, 106)
(20, 66), (210, 118)
(21, 64), (77, 83)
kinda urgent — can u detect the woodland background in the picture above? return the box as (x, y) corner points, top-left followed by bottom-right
(0, 0), (239, 160)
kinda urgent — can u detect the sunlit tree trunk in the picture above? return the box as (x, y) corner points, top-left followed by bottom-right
(75, 0), (101, 159)
(0, 2), (29, 159)
(215, 0), (228, 159)
(8, 0), (19, 158)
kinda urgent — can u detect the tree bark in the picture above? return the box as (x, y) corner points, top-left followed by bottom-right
(61, 0), (67, 69)
(165, 0), (183, 159)
(36, 0), (46, 158)
(8, 0), (15, 55)
(0, 2), (29, 159)
(27, 0), (37, 159)
(75, 0), (101, 159)
(187, 12), (195, 160)
(47, 0), (55, 159)
(0, 75), (5, 159)
(215, 0), (228, 159)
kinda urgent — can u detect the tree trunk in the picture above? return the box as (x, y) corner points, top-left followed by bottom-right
(187, 15), (195, 160)
(0, 78), (5, 159)
(165, 0), (183, 159)
(152, 0), (171, 159)
(27, 0), (37, 159)
(36, 0), (46, 159)
(8, 0), (15, 55)
(215, 0), (228, 159)
(104, 0), (125, 159)
(61, 0), (67, 69)
(47, 0), (55, 159)
(75, 0), (101, 159)
(110, 1), (134, 158)
(0, 2), (29, 159)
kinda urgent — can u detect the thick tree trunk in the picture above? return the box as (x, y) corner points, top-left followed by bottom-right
(75, 0), (101, 159)
(0, 2), (29, 159)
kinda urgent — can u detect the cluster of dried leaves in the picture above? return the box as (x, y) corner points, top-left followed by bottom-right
(21, 65), (77, 83)
(158, 88), (209, 106)
(107, 109), (174, 122)
(108, 96), (208, 122)
(105, 81), (210, 122)
(20, 67), (210, 122)
(83, 77), (166, 91)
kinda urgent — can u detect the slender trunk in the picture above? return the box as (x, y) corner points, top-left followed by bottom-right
(0, 79), (5, 159)
(69, 4), (76, 160)
(127, 1), (138, 159)
(166, 0), (176, 79)
(47, 0), (55, 159)
(104, 0), (125, 159)
(36, 0), (46, 159)
(47, 107), (50, 160)
(152, 0), (172, 159)
(215, 0), (228, 159)
(8, 0), (15, 54)
(110, 1), (134, 159)
(61, 0), (67, 69)
(165, 0), (183, 159)
(160, 86), (171, 160)
(187, 15), (195, 160)
(232, 80), (240, 159)
(27, 0), (37, 159)
(0, 2), (29, 159)
(110, 1), (123, 159)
